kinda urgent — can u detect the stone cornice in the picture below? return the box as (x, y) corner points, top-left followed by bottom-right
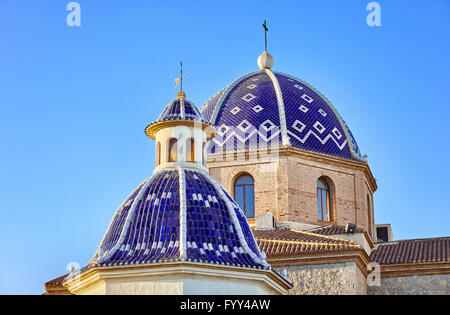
(265, 248), (372, 277)
(379, 261), (450, 278)
(64, 261), (291, 295)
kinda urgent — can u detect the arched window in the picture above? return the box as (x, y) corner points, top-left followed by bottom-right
(156, 141), (161, 166)
(317, 179), (333, 222)
(186, 138), (195, 162)
(168, 138), (177, 162)
(234, 175), (255, 218)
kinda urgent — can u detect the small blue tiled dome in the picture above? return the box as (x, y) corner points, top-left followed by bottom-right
(81, 168), (270, 271)
(64, 86), (291, 289)
(155, 98), (210, 124)
(145, 95), (212, 139)
(200, 70), (365, 162)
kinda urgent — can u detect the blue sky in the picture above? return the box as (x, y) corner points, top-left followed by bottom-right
(0, 0), (449, 294)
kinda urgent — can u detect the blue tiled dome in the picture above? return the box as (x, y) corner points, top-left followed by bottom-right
(200, 70), (365, 162)
(64, 88), (292, 289)
(155, 98), (210, 124)
(81, 168), (270, 272)
(145, 97), (212, 139)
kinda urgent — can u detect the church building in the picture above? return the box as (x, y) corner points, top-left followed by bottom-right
(44, 33), (449, 295)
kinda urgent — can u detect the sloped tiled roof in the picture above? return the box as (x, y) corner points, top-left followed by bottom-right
(43, 274), (71, 295)
(371, 237), (450, 265)
(254, 229), (361, 257)
(306, 225), (364, 235)
(44, 274), (68, 287)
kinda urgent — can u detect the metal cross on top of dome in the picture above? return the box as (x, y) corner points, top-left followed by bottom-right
(262, 20), (268, 52)
(257, 21), (274, 70)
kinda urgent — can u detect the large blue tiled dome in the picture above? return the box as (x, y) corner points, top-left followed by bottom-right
(200, 69), (365, 162)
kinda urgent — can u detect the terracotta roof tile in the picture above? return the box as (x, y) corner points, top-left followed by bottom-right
(371, 237), (450, 265)
(44, 274), (72, 295)
(305, 225), (364, 235)
(45, 274), (68, 287)
(254, 229), (361, 257)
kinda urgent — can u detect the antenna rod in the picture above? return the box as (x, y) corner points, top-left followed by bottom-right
(180, 61), (183, 92)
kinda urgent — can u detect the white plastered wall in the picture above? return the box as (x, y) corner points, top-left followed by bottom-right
(154, 125), (208, 173)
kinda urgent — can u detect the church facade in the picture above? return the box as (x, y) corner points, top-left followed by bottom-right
(44, 49), (449, 295)
(197, 50), (449, 295)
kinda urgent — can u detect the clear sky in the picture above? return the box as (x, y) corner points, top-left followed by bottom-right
(0, 0), (449, 294)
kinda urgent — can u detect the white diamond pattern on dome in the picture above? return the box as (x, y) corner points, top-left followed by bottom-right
(313, 121), (326, 134)
(318, 109), (327, 117)
(332, 127), (342, 140)
(237, 119), (252, 132)
(252, 105), (264, 113)
(261, 119), (276, 132)
(301, 94), (314, 104)
(218, 124), (229, 136)
(292, 120), (306, 133)
(299, 105), (309, 113)
(231, 106), (241, 115)
(247, 84), (257, 89)
(242, 93), (256, 102)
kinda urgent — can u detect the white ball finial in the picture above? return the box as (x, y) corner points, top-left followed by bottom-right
(257, 51), (274, 70)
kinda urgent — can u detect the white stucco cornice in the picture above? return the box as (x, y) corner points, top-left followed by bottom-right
(264, 69), (290, 146)
(179, 168), (187, 260)
(64, 262), (291, 295)
(180, 99), (185, 119)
